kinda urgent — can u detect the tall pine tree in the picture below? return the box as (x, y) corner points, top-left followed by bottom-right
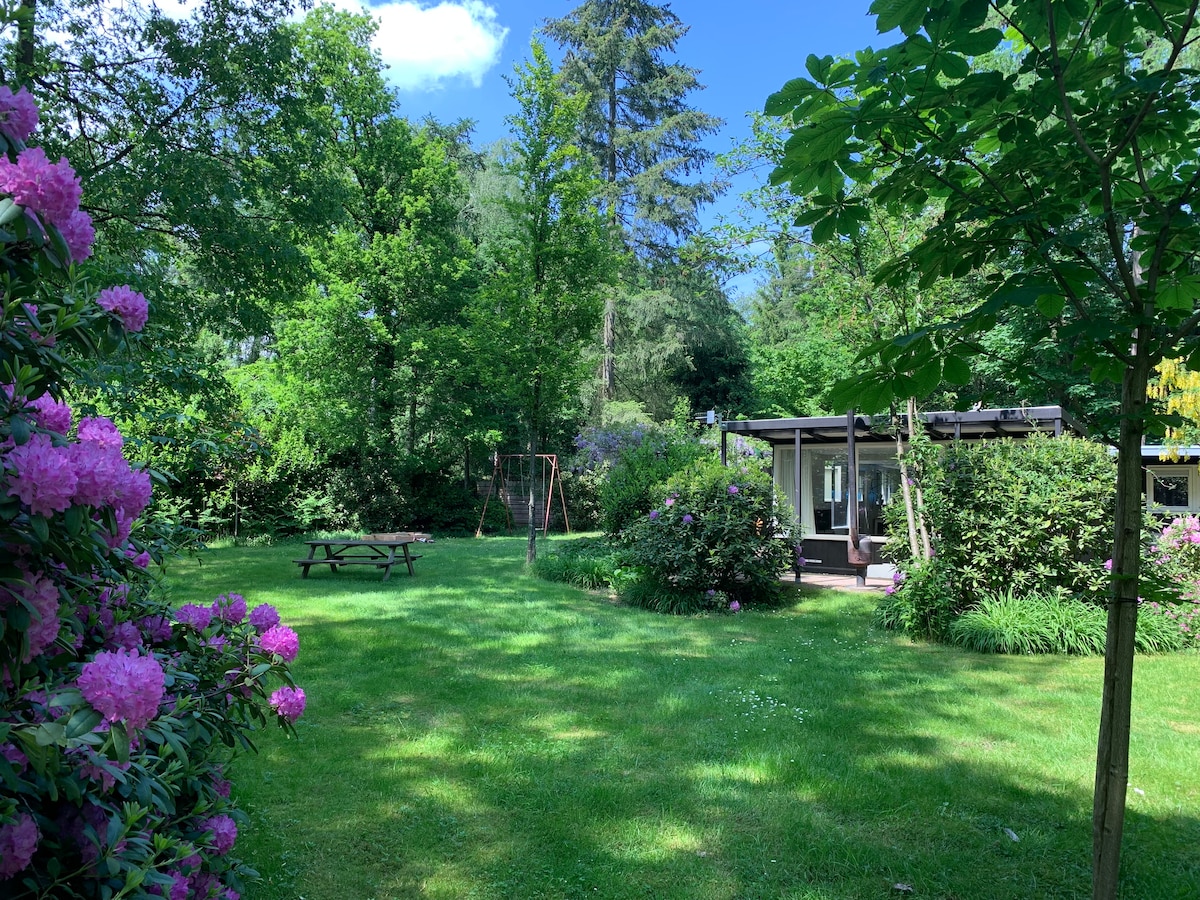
(542, 0), (723, 403)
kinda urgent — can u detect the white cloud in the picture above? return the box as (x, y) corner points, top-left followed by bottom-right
(329, 0), (509, 91)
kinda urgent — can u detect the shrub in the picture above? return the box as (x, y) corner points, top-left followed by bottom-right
(529, 537), (620, 590)
(617, 458), (795, 614)
(882, 434), (1117, 643)
(575, 422), (708, 535)
(0, 84), (301, 897)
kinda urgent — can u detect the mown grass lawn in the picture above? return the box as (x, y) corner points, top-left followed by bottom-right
(163, 536), (1200, 900)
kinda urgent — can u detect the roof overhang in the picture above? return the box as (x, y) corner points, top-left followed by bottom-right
(722, 406), (1084, 445)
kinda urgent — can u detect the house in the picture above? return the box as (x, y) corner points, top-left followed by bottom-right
(721, 406), (1083, 579)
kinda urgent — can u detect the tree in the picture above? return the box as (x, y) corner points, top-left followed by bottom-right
(542, 0), (722, 400)
(766, 3), (1200, 897)
(476, 40), (614, 563)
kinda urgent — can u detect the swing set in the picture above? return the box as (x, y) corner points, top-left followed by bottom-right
(476, 453), (571, 537)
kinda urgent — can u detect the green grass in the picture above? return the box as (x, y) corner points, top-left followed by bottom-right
(163, 536), (1200, 900)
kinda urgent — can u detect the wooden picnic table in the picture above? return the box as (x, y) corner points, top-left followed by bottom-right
(293, 533), (431, 582)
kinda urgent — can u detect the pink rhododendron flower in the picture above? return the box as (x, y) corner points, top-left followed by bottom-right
(248, 603), (280, 632)
(30, 392), (72, 434)
(58, 207), (94, 262)
(69, 440), (127, 508)
(0, 145), (82, 225)
(269, 685), (306, 723)
(138, 614), (172, 645)
(258, 624), (299, 662)
(77, 416), (123, 449)
(664, 497), (675, 506)
(109, 621), (142, 651)
(0, 812), (39, 879)
(211, 592), (246, 624)
(0, 85), (38, 142)
(175, 603), (213, 630)
(0, 569), (61, 661)
(96, 285), (149, 333)
(129, 550), (150, 568)
(201, 814), (237, 855)
(728, 600), (741, 612)
(77, 648), (165, 731)
(5, 432), (77, 516)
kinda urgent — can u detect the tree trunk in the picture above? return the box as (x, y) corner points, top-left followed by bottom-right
(908, 397), (933, 560)
(896, 418), (921, 559)
(600, 295), (615, 401)
(526, 429), (539, 565)
(1092, 340), (1151, 900)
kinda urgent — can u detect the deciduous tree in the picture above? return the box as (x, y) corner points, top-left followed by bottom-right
(766, 2), (1200, 896)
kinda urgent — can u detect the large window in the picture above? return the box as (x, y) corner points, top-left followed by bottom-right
(777, 444), (902, 537)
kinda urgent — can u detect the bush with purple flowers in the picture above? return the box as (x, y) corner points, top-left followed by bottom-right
(0, 84), (303, 898)
(618, 459), (795, 613)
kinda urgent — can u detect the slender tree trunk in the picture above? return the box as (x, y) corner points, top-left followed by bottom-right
(896, 423), (921, 559)
(908, 397), (933, 560)
(526, 430), (539, 565)
(526, 380), (542, 565)
(1092, 340), (1151, 900)
(601, 295), (615, 401)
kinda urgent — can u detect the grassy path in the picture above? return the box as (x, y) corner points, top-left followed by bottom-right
(164, 537), (1200, 899)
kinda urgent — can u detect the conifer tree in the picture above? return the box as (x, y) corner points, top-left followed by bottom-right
(542, 0), (723, 402)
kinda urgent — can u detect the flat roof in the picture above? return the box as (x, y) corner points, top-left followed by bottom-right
(723, 406), (1083, 444)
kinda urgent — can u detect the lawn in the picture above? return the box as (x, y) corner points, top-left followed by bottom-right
(163, 536), (1200, 900)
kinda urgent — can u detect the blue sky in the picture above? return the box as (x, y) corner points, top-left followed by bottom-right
(367, 1), (887, 151)
(311, 0), (892, 295)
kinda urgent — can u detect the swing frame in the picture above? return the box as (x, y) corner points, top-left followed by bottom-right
(475, 453), (571, 537)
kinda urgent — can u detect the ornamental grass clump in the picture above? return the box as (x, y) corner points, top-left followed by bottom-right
(0, 81), (303, 898)
(617, 459), (794, 614)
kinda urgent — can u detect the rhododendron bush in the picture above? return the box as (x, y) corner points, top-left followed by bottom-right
(0, 85), (303, 897)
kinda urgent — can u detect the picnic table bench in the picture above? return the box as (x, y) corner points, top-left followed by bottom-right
(293, 532), (432, 582)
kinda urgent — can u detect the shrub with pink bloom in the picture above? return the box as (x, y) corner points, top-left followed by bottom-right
(0, 81), (302, 900)
(4, 432), (78, 516)
(0, 84), (38, 142)
(0, 145), (83, 225)
(77, 648), (165, 731)
(201, 815), (238, 855)
(0, 812), (39, 878)
(96, 285), (150, 333)
(269, 685), (306, 723)
(248, 603), (280, 632)
(258, 624), (299, 662)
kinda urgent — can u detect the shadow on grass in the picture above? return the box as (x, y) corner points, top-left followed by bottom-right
(172, 539), (1200, 900)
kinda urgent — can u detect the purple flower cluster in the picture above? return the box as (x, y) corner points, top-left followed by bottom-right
(0, 813), (39, 878)
(211, 592), (247, 624)
(1, 569), (61, 661)
(0, 145), (93, 261)
(77, 648), (166, 732)
(97, 285), (149, 333)
(201, 815), (238, 856)
(175, 603), (214, 631)
(269, 686), (306, 723)
(248, 603), (279, 632)
(3, 414), (152, 524)
(258, 624), (299, 662)
(0, 85), (38, 142)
